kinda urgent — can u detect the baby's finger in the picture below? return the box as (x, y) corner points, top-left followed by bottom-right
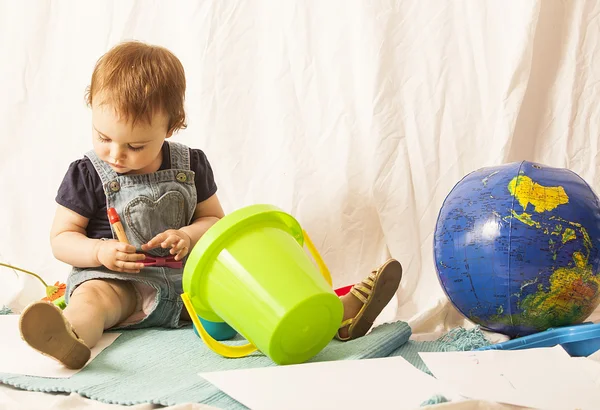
(175, 246), (189, 261)
(118, 260), (144, 271)
(170, 239), (186, 254)
(161, 235), (180, 249)
(116, 243), (138, 253)
(118, 262), (145, 270)
(109, 263), (140, 274)
(117, 251), (146, 262)
(143, 233), (167, 250)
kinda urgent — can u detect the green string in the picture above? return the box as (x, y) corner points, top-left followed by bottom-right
(0, 262), (49, 287)
(420, 394), (449, 406)
(0, 306), (12, 315)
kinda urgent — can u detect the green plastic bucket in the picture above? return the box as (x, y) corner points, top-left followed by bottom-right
(181, 204), (344, 365)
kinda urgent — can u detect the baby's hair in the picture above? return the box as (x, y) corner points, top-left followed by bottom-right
(85, 41), (187, 132)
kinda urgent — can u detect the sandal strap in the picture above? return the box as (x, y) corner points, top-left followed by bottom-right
(348, 270), (379, 305)
(355, 283), (373, 296)
(350, 287), (369, 304)
(363, 277), (375, 287)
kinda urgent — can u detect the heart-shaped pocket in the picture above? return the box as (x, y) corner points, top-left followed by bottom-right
(124, 192), (185, 254)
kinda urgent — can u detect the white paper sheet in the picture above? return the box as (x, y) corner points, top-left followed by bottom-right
(572, 357), (600, 388)
(200, 356), (458, 410)
(0, 315), (120, 378)
(420, 346), (600, 410)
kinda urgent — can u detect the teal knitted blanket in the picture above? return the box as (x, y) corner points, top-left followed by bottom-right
(0, 308), (490, 408)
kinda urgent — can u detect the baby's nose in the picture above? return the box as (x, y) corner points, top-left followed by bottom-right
(110, 144), (126, 160)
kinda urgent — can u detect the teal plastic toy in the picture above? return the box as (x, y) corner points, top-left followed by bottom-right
(193, 316), (237, 341)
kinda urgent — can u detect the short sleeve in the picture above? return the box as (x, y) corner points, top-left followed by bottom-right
(189, 148), (218, 203)
(55, 159), (105, 218)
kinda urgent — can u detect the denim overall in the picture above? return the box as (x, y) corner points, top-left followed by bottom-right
(65, 141), (197, 329)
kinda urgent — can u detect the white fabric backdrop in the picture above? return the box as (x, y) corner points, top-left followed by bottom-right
(1, 0), (599, 338)
(2, 1), (600, 409)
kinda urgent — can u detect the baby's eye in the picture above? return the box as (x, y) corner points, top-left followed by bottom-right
(128, 145), (145, 152)
(97, 135), (110, 143)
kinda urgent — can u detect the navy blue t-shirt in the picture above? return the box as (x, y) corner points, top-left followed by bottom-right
(56, 143), (217, 239)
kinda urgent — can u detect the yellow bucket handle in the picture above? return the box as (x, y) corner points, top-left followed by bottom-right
(181, 229), (331, 358)
(301, 229), (333, 286)
(181, 292), (257, 357)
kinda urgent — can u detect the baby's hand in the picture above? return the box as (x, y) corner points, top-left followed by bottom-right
(96, 240), (146, 273)
(141, 229), (191, 261)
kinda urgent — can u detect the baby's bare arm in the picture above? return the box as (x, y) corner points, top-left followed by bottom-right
(50, 205), (104, 268)
(179, 194), (225, 248)
(50, 205), (145, 271)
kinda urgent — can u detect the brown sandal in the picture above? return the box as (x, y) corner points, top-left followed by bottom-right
(336, 259), (403, 341)
(19, 301), (91, 369)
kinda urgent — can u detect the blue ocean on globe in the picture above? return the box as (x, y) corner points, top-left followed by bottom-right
(434, 161), (600, 337)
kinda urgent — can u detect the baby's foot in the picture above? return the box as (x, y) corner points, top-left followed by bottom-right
(337, 259), (402, 340)
(19, 301), (91, 369)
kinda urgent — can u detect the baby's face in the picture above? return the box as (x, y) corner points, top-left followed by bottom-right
(91, 99), (172, 175)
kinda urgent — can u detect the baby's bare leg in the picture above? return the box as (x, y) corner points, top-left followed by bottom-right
(64, 279), (137, 348)
(19, 278), (137, 369)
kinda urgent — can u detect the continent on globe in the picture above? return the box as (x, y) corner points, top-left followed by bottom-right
(508, 175), (569, 212)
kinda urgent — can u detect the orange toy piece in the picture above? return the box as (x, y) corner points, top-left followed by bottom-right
(41, 281), (66, 302)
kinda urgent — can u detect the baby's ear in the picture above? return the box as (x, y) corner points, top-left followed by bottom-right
(166, 128), (175, 139)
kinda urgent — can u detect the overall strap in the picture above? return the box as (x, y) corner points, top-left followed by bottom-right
(84, 150), (119, 185)
(168, 141), (191, 170)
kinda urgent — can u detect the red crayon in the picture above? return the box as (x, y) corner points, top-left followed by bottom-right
(107, 208), (130, 244)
